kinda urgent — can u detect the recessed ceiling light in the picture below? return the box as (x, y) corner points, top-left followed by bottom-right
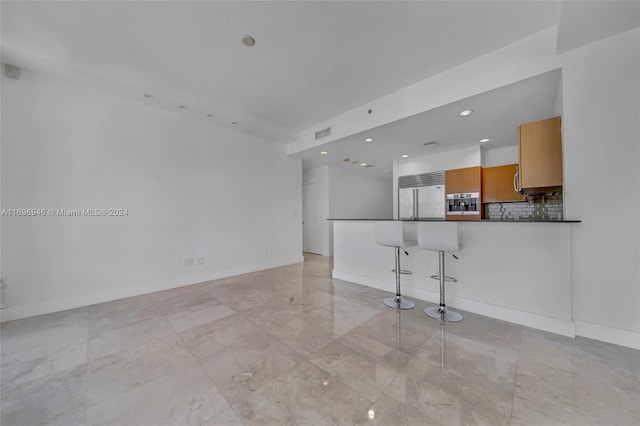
(320, 151), (328, 155)
(143, 94), (153, 99)
(179, 105), (187, 110)
(480, 138), (491, 143)
(364, 137), (374, 143)
(206, 114), (214, 118)
(401, 154), (409, 158)
(241, 35), (256, 47)
(231, 121), (238, 125)
(424, 141), (439, 147)
(352, 161), (359, 164)
(458, 109), (473, 116)
(360, 163), (367, 166)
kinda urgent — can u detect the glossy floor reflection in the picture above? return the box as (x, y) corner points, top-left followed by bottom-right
(1, 254), (639, 425)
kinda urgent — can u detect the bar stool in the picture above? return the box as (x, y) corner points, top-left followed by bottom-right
(417, 222), (463, 322)
(375, 221), (416, 310)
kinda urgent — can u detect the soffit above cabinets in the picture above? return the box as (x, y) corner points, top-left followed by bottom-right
(297, 69), (562, 178)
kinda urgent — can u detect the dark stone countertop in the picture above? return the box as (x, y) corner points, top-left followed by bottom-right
(328, 218), (581, 223)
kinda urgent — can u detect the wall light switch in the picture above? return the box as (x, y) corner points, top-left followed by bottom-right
(195, 257), (205, 266)
(184, 258), (194, 268)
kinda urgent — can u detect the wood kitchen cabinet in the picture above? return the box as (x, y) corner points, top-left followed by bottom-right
(518, 116), (563, 192)
(482, 164), (526, 203)
(445, 166), (481, 194)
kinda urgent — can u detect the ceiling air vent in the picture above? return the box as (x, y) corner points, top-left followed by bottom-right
(315, 127), (332, 140)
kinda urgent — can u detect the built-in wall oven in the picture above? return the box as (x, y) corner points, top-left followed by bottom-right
(447, 192), (480, 216)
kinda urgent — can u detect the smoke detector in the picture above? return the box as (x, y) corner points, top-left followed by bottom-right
(242, 35), (256, 47)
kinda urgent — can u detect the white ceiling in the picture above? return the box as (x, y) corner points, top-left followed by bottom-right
(2, 1), (638, 161)
(2, 1), (563, 140)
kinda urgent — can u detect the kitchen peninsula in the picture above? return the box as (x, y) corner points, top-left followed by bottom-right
(330, 219), (580, 338)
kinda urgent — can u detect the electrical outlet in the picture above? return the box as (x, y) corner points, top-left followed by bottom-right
(184, 258), (194, 268)
(195, 257), (205, 266)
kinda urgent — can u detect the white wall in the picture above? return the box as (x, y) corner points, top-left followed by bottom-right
(482, 146), (519, 167)
(561, 27), (640, 344)
(328, 167), (392, 220)
(398, 146), (482, 176)
(1, 69), (303, 321)
(302, 165), (392, 256)
(328, 167), (392, 255)
(302, 166), (330, 256)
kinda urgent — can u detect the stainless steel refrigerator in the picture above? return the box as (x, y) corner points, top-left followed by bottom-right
(398, 171), (446, 220)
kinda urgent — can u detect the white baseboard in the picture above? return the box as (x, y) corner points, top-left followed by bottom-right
(0, 256), (304, 322)
(575, 320), (640, 350)
(333, 269), (576, 338)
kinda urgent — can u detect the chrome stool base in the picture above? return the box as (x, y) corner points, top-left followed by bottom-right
(425, 306), (463, 322)
(382, 246), (414, 310)
(384, 296), (415, 310)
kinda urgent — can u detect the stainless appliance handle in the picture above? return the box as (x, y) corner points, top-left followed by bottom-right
(413, 188), (418, 220)
(514, 166), (520, 193)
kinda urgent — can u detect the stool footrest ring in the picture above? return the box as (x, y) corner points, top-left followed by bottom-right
(392, 269), (412, 275)
(429, 274), (458, 282)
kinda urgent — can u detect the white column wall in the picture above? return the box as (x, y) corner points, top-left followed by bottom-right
(561, 28), (640, 345)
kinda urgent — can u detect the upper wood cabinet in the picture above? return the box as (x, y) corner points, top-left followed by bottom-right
(445, 166), (481, 194)
(482, 164), (526, 203)
(518, 116), (563, 191)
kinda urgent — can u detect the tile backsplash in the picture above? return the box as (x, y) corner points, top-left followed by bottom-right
(485, 192), (563, 221)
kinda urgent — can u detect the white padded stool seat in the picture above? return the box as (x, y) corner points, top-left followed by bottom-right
(417, 221), (463, 322)
(417, 222), (459, 253)
(374, 221), (416, 310)
(375, 221), (416, 248)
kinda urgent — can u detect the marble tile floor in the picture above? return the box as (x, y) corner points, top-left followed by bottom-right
(1, 254), (639, 425)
